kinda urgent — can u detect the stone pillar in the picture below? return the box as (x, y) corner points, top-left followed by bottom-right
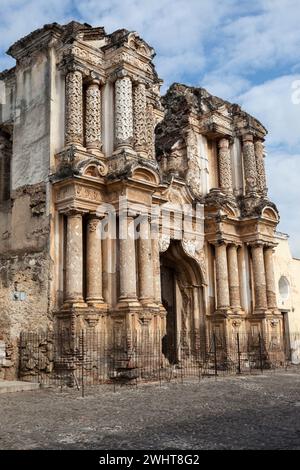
(119, 215), (137, 302)
(227, 244), (241, 311)
(264, 246), (277, 310)
(152, 238), (162, 304)
(215, 242), (230, 310)
(114, 75), (133, 152)
(138, 215), (153, 303)
(242, 134), (257, 195)
(255, 139), (267, 196)
(85, 79), (102, 152)
(65, 211), (84, 304)
(133, 82), (147, 156)
(218, 138), (233, 195)
(65, 70), (83, 146)
(251, 243), (268, 311)
(86, 217), (104, 305)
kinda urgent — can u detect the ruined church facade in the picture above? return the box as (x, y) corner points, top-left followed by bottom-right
(0, 22), (284, 377)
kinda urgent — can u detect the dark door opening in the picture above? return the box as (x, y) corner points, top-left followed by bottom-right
(282, 311), (291, 360)
(161, 263), (177, 363)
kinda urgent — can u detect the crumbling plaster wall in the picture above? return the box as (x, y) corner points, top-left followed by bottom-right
(0, 49), (60, 377)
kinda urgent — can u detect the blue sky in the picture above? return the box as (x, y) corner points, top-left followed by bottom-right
(0, 0), (300, 256)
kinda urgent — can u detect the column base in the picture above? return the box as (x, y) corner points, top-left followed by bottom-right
(253, 308), (270, 316)
(63, 300), (87, 309)
(230, 307), (245, 315)
(86, 300), (108, 311)
(214, 307), (233, 317)
(117, 298), (141, 310)
(112, 146), (136, 157)
(86, 147), (105, 159)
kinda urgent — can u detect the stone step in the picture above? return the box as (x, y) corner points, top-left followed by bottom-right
(0, 380), (40, 394)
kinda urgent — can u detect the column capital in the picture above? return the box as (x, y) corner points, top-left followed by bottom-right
(86, 71), (105, 87)
(61, 61), (89, 78)
(109, 68), (132, 83)
(87, 217), (101, 233)
(211, 239), (228, 247)
(218, 137), (230, 148)
(248, 240), (266, 249)
(61, 208), (86, 218)
(242, 133), (254, 143)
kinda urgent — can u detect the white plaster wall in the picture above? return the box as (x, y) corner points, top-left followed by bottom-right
(102, 81), (114, 157)
(198, 134), (209, 195)
(49, 48), (65, 170)
(0, 82), (14, 123)
(274, 234), (300, 363)
(231, 137), (244, 195)
(12, 54), (50, 190)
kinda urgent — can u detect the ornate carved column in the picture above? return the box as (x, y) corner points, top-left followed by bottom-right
(65, 211), (84, 304)
(251, 243), (268, 312)
(85, 78), (102, 152)
(65, 69), (83, 146)
(119, 215), (137, 302)
(255, 139), (267, 196)
(218, 138), (233, 195)
(214, 241), (230, 311)
(227, 244), (241, 311)
(264, 246), (277, 310)
(133, 82), (147, 157)
(86, 217), (104, 305)
(114, 74), (134, 152)
(242, 134), (257, 195)
(146, 103), (156, 160)
(138, 215), (153, 303)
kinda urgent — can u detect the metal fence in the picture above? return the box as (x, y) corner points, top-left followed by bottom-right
(18, 330), (300, 395)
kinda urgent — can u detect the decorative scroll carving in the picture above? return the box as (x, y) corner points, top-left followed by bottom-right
(255, 140), (267, 197)
(243, 134), (257, 195)
(158, 234), (170, 253)
(114, 76), (133, 148)
(218, 138), (233, 195)
(65, 70), (83, 146)
(70, 46), (103, 67)
(181, 240), (206, 278)
(133, 82), (147, 154)
(186, 130), (202, 198)
(85, 82), (102, 150)
(75, 185), (102, 202)
(107, 52), (151, 73)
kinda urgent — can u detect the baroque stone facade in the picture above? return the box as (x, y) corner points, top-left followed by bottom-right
(0, 21), (295, 378)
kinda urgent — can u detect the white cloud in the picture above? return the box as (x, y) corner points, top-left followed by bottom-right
(238, 75), (300, 150)
(267, 151), (300, 258)
(0, 0), (299, 255)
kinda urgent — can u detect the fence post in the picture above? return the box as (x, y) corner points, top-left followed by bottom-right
(213, 333), (218, 377)
(81, 330), (85, 398)
(258, 333), (264, 373)
(237, 332), (241, 375)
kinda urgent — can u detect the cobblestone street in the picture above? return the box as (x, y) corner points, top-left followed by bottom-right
(1, 370), (300, 450)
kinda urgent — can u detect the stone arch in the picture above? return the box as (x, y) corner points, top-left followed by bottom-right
(261, 206), (279, 222)
(160, 240), (206, 363)
(78, 159), (108, 179)
(131, 166), (160, 185)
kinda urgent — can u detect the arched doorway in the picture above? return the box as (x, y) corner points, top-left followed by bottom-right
(160, 241), (205, 364)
